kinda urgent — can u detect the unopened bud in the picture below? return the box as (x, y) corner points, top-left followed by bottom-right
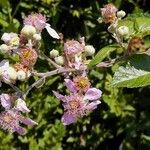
(7, 67), (17, 81)
(21, 25), (36, 37)
(33, 34), (41, 41)
(117, 26), (129, 36)
(85, 45), (95, 56)
(54, 56), (64, 65)
(117, 10), (126, 18)
(50, 49), (59, 58)
(17, 70), (26, 81)
(0, 44), (9, 53)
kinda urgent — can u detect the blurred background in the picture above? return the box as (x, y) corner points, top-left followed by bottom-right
(0, 0), (150, 149)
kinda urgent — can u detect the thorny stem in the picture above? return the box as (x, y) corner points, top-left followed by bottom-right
(23, 67), (85, 98)
(7, 83), (24, 98)
(97, 55), (128, 67)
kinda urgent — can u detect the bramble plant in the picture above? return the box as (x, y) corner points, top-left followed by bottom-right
(0, 3), (149, 136)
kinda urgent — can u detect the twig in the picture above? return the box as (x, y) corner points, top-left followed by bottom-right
(24, 67), (84, 98)
(40, 52), (60, 68)
(7, 83), (24, 98)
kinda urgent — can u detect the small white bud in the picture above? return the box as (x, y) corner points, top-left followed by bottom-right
(50, 49), (59, 58)
(7, 67), (17, 81)
(117, 26), (129, 36)
(0, 44), (9, 53)
(33, 34), (41, 41)
(85, 45), (95, 56)
(17, 70), (26, 81)
(21, 25), (36, 37)
(117, 10), (126, 18)
(54, 56), (64, 65)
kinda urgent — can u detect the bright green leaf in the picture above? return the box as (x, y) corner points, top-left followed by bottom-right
(88, 45), (119, 67)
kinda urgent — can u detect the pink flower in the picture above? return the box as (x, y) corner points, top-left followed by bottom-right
(19, 48), (38, 68)
(24, 13), (47, 31)
(53, 85), (102, 125)
(23, 13), (60, 39)
(0, 109), (37, 135)
(64, 40), (84, 56)
(101, 4), (117, 23)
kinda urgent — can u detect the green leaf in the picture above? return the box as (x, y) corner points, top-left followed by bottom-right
(112, 64), (150, 88)
(118, 14), (150, 37)
(111, 53), (150, 88)
(135, 17), (150, 37)
(88, 45), (119, 67)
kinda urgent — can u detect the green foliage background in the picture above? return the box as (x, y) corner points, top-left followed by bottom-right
(0, 0), (150, 149)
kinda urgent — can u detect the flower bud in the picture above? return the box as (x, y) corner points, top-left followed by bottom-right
(85, 45), (95, 56)
(17, 70), (26, 81)
(54, 56), (64, 65)
(117, 26), (129, 36)
(50, 49), (59, 58)
(0, 44), (9, 53)
(21, 25), (36, 37)
(117, 10), (126, 18)
(33, 34), (41, 41)
(7, 67), (17, 81)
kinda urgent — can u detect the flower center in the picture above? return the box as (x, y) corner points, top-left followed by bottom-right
(74, 77), (90, 90)
(69, 101), (80, 109)
(23, 50), (32, 59)
(3, 113), (14, 123)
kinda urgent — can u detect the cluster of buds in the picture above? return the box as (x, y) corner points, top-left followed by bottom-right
(0, 12), (102, 134)
(99, 4), (128, 38)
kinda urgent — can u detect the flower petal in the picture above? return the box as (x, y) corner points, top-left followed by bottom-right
(84, 88), (102, 100)
(19, 117), (38, 125)
(64, 79), (77, 93)
(15, 126), (27, 135)
(53, 91), (66, 102)
(85, 100), (101, 110)
(61, 112), (77, 125)
(0, 94), (11, 110)
(45, 24), (60, 39)
(16, 98), (30, 113)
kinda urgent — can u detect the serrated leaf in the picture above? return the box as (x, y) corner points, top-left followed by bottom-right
(88, 45), (119, 67)
(112, 64), (150, 88)
(135, 17), (150, 37)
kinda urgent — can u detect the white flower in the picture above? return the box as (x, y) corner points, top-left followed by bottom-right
(16, 98), (30, 113)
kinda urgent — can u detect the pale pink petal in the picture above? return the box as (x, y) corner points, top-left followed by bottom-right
(85, 100), (101, 110)
(19, 117), (38, 125)
(15, 126), (27, 135)
(53, 91), (66, 102)
(61, 112), (77, 125)
(84, 88), (102, 100)
(64, 79), (77, 93)
(0, 94), (11, 110)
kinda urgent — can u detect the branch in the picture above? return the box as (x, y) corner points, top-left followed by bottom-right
(24, 67), (84, 98)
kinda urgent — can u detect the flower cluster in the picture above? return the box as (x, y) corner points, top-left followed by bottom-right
(0, 93), (37, 134)
(0, 11), (102, 134)
(53, 75), (102, 125)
